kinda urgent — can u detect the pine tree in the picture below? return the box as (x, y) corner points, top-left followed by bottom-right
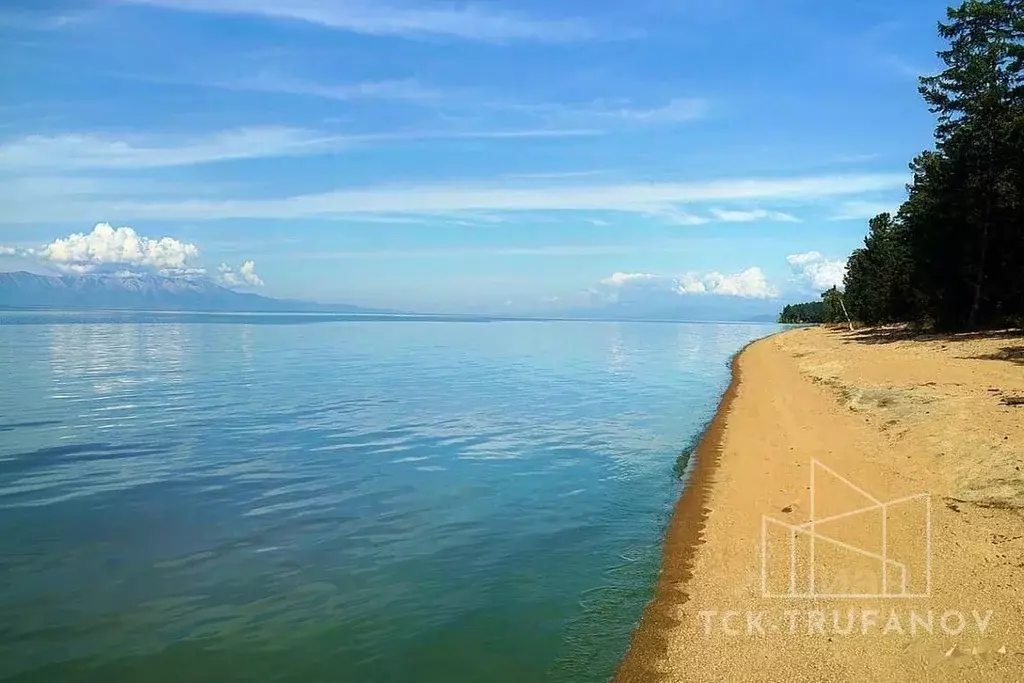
(918, 0), (1024, 327)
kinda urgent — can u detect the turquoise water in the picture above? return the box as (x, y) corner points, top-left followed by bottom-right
(0, 313), (777, 682)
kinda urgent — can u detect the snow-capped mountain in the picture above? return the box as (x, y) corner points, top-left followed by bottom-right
(0, 271), (384, 313)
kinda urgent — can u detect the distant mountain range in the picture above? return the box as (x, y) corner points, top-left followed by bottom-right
(0, 270), (781, 322)
(0, 271), (394, 314)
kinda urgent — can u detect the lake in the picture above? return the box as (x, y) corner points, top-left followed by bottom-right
(0, 313), (778, 682)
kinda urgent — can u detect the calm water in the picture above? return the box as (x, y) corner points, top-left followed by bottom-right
(0, 313), (778, 682)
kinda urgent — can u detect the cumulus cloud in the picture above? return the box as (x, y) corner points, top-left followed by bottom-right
(787, 251), (848, 290)
(217, 261), (264, 287)
(601, 267), (777, 300)
(9, 224), (265, 289)
(696, 267), (777, 298)
(37, 223), (200, 274)
(709, 208), (800, 223)
(600, 272), (660, 286)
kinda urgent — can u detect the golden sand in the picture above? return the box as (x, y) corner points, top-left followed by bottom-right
(616, 326), (1024, 683)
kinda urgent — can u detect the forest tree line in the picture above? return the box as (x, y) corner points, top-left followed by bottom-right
(781, 0), (1023, 330)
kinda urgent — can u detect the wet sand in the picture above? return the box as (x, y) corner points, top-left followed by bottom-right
(616, 325), (1024, 683)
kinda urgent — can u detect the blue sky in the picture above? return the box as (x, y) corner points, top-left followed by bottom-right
(0, 0), (948, 313)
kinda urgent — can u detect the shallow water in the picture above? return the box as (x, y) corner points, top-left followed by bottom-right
(0, 313), (777, 682)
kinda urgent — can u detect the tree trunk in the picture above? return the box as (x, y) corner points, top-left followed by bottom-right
(968, 221), (988, 329)
(968, 128), (996, 329)
(839, 296), (854, 332)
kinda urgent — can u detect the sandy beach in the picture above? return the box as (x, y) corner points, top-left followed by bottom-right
(616, 325), (1024, 683)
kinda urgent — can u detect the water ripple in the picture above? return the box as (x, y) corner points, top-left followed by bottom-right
(0, 316), (778, 683)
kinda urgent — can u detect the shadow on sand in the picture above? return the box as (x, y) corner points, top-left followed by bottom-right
(833, 325), (1024, 367)
(838, 325), (1022, 345)
(972, 345), (1024, 367)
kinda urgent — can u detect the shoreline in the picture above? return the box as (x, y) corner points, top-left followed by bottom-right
(613, 337), (759, 683)
(614, 325), (1024, 682)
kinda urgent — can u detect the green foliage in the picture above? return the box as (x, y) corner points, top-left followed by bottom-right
(820, 287), (847, 324)
(778, 288), (849, 325)
(843, 213), (914, 325)
(841, 0), (1024, 330)
(778, 301), (826, 324)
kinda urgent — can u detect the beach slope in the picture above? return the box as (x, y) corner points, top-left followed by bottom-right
(617, 326), (1024, 683)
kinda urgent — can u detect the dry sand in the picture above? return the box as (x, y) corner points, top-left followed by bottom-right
(616, 325), (1024, 683)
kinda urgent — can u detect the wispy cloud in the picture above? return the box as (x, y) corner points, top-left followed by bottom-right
(605, 98), (710, 123)
(0, 175), (211, 198)
(180, 71), (707, 127)
(0, 6), (99, 30)
(709, 208), (800, 223)
(286, 244), (657, 260)
(498, 96), (710, 127)
(197, 75), (444, 103)
(434, 129), (601, 140)
(0, 126), (603, 170)
(4, 172), (907, 223)
(642, 206), (711, 226)
(831, 153), (881, 165)
(860, 21), (934, 81)
(503, 170), (611, 180)
(0, 127), (347, 170)
(828, 200), (897, 221)
(121, 0), (601, 42)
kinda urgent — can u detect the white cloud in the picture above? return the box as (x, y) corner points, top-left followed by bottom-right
(786, 251), (823, 267)
(0, 175), (199, 199)
(828, 200), (896, 221)
(212, 76), (442, 103)
(121, 0), (599, 42)
(709, 208), (800, 223)
(0, 128), (347, 170)
(217, 260), (264, 287)
(832, 153), (881, 164)
(500, 97), (709, 127)
(675, 275), (708, 294)
(601, 267), (777, 299)
(0, 127), (601, 171)
(12, 224), (266, 288)
(17, 173), (904, 222)
(601, 272), (660, 286)
(429, 129), (600, 140)
(607, 98), (709, 124)
(786, 251), (848, 290)
(698, 267), (777, 298)
(644, 207), (712, 226)
(38, 223), (200, 273)
(286, 243), (677, 259)
(506, 170), (609, 180)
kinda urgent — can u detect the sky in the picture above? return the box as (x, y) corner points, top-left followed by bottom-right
(0, 0), (950, 314)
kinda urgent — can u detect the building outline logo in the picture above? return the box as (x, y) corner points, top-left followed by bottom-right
(761, 459), (932, 599)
